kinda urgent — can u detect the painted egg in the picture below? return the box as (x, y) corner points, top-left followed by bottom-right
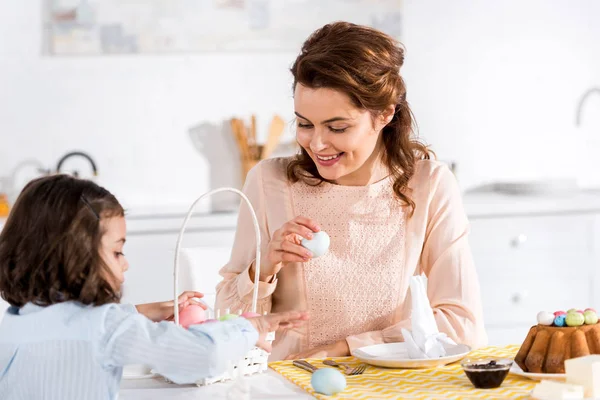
(219, 313), (239, 321)
(178, 304), (206, 329)
(584, 310), (599, 325)
(585, 308), (597, 313)
(553, 311), (566, 317)
(537, 311), (555, 326)
(301, 231), (330, 258)
(554, 315), (567, 327)
(566, 312), (585, 327)
(311, 368), (346, 396)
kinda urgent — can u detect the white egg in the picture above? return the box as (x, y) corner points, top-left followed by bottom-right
(537, 311), (555, 326)
(301, 231), (330, 258)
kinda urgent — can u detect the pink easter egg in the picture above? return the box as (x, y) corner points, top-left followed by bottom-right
(586, 308), (597, 313)
(179, 304), (206, 329)
(578, 310), (585, 314)
(554, 311), (566, 317)
(241, 312), (261, 318)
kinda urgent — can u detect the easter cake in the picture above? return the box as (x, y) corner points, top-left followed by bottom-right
(515, 309), (600, 374)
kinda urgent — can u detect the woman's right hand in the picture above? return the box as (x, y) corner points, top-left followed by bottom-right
(247, 311), (309, 352)
(252, 216), (321, 281)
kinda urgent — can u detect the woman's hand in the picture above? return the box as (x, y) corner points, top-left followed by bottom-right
(251, 216), (321, 282)
(285, 340), (350, 360)
(136, 291), (206, 322)
(247, 311), (310, 352)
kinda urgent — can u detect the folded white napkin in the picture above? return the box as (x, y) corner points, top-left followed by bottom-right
(400, 275), (456, 359)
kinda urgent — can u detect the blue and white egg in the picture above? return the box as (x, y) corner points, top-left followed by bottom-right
(311, 368), (346, 396)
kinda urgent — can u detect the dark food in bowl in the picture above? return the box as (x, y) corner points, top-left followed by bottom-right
(461, 359), (512, 389)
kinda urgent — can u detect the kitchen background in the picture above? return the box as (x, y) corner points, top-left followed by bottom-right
(1, 0), (600, 346)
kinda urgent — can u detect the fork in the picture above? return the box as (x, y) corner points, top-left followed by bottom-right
(323, 359), (367, 375)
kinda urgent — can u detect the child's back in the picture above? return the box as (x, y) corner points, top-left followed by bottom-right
(1, 302), (126, 399)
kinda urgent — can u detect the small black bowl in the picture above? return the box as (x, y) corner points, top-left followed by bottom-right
(460, 358), (513, 389)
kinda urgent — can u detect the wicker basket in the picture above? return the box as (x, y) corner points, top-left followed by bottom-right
(172, 187), (273, 386)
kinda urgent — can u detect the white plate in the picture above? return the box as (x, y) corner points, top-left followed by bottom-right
(122, 364), (157, 380)
(509, 363), (565, 381)
(351, 342), (471, 369)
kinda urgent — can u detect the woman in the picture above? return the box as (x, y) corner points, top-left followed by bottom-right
(216, 21), (487, 361)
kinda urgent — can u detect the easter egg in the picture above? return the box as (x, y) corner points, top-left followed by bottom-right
(578, 310), (585, 314)
(554, 311), (566, 317)
(567, 308), (578, 313)
(566, 312), (585, 327)
(301, 231), (330, 258)
(311, 368), (346, 396)
(178, 304), (206, 329)
(584, 310), (599, 325)
(554, 315), (566, 327)
(219, 313), (239, 321)
(241, 312), (261, 318)
(537, 311), (555, 326)
(586, 308), (597, 313)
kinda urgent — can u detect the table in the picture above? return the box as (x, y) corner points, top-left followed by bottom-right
(119, 370), (314, 399)
(119, 346), (535, 399)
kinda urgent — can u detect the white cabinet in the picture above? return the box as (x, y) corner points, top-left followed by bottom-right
(469, 212), (599, 346)
(121, 213), (237, 305)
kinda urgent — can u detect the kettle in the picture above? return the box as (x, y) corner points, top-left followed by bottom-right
(55, 151), (98, 179)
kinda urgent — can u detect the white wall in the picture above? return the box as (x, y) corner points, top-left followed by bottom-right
(1, 0), (600, 208)
(402, 0), (600, 188)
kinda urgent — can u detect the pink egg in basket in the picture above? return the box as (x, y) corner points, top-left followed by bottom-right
(178, 304), (206, 329)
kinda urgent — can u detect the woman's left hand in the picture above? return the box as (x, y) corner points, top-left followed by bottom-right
(285, 339), (351, 360)
(136, 291), (206, 322)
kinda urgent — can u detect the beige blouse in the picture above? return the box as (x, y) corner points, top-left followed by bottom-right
(216, 157), (487, 361)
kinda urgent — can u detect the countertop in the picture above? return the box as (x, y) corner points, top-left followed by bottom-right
(462, 189), (600, 218)
(3, 190), (600, 232)
(120, 190), (600, 220)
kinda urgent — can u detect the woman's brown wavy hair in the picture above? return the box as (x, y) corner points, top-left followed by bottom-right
(0, 174), (124, 307)
(288, 21), (432, 213)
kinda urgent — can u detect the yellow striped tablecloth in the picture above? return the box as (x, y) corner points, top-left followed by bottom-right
(269, 345), (538, 399)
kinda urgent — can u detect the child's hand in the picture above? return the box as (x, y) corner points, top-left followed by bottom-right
(136, 291), (206, 322)
(246, 311), (309, 352)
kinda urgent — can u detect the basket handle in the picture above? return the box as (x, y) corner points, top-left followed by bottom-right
(173, 187), (261, 325)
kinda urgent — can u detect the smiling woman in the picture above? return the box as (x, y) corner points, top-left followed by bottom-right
(293, 86), (392, 186)
(215, 21), (487, 361)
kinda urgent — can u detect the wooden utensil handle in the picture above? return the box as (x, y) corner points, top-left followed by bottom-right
(292, 360), (317, 373)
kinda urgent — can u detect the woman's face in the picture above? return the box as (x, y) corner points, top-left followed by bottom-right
(294, 84), (393, 185)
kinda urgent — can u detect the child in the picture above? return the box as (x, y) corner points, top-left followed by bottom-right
(0, 175), (308, 399)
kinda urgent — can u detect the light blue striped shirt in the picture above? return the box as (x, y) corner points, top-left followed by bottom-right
(0, 301), (258, 400)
